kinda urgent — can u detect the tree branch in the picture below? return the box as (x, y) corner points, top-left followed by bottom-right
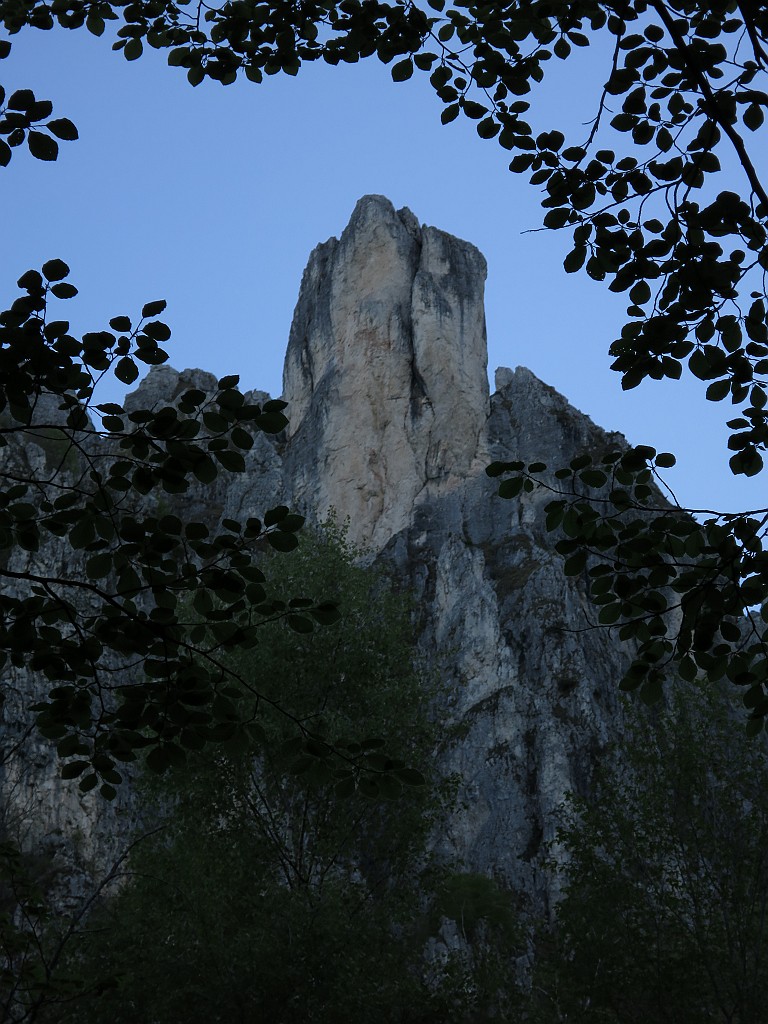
(649, 0), (768, 212)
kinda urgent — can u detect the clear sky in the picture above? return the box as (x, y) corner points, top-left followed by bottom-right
(2, 25), (766, 515)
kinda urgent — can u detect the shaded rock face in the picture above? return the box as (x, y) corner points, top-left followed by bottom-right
(383, 367), (629, 902)
(0, 442), (141, 906)
(3, 195), (631, 909)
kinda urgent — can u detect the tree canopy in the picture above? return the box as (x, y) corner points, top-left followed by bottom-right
(532, 685), (768, 1022)
(1, 0), (767, 765)
(2, 526), (521, 1023)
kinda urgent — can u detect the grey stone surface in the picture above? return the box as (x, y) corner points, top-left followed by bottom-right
(282, 194), (490, 552)
(0, 434), (138, 905)
(373, 367), (631, 907)
(2, 195), (635, 912)
(280, 198), (632, 906)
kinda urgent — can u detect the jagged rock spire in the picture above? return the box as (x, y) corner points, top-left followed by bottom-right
(282, 195), (490, 551)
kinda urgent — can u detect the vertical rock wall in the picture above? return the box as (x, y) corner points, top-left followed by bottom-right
(281, 196), (632, 905)
(282, 195), (490, 552)
(2, 195), (634, 911)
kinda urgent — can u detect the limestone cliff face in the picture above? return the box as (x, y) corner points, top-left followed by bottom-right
(2, 195), (633, 908)
(278, 197), (630, 902)
(381, 366), (630, 902)
(282, 195), (490, 552)
(0, 369), (288, 903)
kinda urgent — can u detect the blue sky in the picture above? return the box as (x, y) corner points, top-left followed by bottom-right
(1, 25), (765, 514)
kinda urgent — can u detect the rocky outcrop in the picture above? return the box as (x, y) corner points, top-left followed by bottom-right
(2, 195), (635, 911)
(381, 365), (630, 903)
(282, 195), (490, 552)
(279, 196), (630, 904)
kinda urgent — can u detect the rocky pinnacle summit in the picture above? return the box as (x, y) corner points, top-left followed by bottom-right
(282, 195), (491, 551)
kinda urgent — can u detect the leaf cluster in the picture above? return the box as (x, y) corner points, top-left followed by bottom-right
(5, 0), (764, 468)
(206, 521), (431, 801)
(0, 837), (60, 1021)
(0, 81), (77, 166)
(489, 446), (768, 728)
(420, 1), (768, 469)
(2, 0), (768, 709)
(0, 263), (346, 797)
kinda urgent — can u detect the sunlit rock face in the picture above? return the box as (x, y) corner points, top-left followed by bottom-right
(2, 196), (633, 910)
(282, 195), (490, 553)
